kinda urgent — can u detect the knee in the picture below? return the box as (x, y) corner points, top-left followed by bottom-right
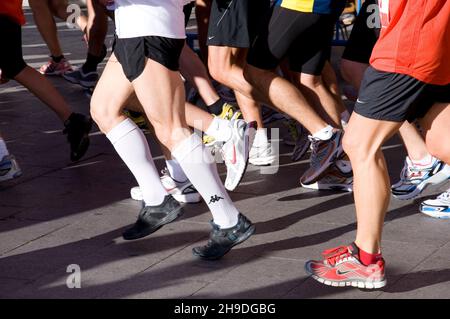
(342, 131), (373, 162)
(208, 61), (225, 84)
(426, 136), (450, 164)
(90, 95), (118, 133)
(300, 74), (323, 89)
(242, 64), (259, 86)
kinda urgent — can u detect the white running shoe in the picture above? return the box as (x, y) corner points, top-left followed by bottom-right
(130, 169), (201, 203)
(220, 119), (257, 191)
(0, 155), (22, 182)
(249, 142), (276, 166)
(420, 188), (450, 219)
(391, 156), (450, 200)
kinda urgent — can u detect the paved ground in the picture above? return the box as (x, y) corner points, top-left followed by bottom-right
(0, 8), (449, 299)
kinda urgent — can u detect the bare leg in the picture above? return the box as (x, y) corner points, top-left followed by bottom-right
(322, 61), (347, 116)
(208, 46), (264, 127)
(29, 0), (64, 57)
(86, 0), (108, 57)
(90, 54), (133, 132)
(244, 64), (329, 134)
(14, 66), (72, 122)
(398, 122), (430, 161)
(340, 58), (368, 91)
(419, 103), (450, 165)
(180, 43), (220, 106)
(294, 72), (342, 128)
(195, 0), (212, 64)
(343, 113), (402, 253)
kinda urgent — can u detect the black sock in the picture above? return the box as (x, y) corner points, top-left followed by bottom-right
(208, 98), (225, 116)
(82, 45), (107, 74)
(51, 55), (64, 63)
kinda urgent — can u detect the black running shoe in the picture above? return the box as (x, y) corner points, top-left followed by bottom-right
(122, 195), (183, 240)
(63, 113), (93, 162)
(192, 213), (255, 260)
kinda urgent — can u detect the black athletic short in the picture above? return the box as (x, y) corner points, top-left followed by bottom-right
(0, 15), (27, 79)
(113, 36), (185, 82)
(247, 6), (338, 75)
(354, 66), (450, 122)
(207, 0), (271, 48)
(342, 0), (380, 64)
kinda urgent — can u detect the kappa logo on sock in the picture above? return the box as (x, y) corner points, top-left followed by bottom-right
(209, 195), (224, 204)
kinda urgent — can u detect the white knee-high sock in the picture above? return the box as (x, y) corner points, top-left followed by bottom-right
(0, 139), (9, 159)
(172, 133), (239, 228)
(106, 119), (168, 206)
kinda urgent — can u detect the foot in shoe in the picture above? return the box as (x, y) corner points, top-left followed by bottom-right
(39, 58), (73, 76)
(63, 68), (99, 89)
(192, 213), (255, 260)
(122, 195), (183, 240)
(0, 155), (22, 182)
(130, 168), (201, 204)
(63, 113), (93, 162)
(420, 188), (450, 219)
(300, 130), (344, 185)
(391, 157), (450, 200)
(221, 119), (257, 191)
(249, 142), (276, 166)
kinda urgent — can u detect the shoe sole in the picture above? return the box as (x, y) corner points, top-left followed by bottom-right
(130, 188), (201, 204)
(63, 75), (80, 85)
(225, 121), (257, 191)
(0, 169), (22, 182)
(301, 181), (353, 192)
(249, 155), (276, 166)
(122, 206), (184, 240)
(310, 274), (387, 289)
(301, 132), (344, 185)
(392, 165), (450, 200)
(63, 75), (97, 89)
(42, 70), (72, 76)
(193, 223), (256, 260)
(420, 204), (450, 219)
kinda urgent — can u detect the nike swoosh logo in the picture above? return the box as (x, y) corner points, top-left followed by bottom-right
(356, 99), (367, 104)
(336, 270), (352, 275)
(208, 36), (215, 40)
(230, 145), (237, 165)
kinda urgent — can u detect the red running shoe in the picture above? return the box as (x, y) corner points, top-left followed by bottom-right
(305, 243), (387, 289)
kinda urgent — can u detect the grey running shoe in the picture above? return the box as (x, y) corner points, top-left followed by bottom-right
(63, 68), (99, 89)
(292, 124), (311, 162)
(0, 155), (22, 182)
(301, 163), (353, 192)
(192, 213), (255, 260)
(122, 195), (183, 240)
(300, 130), (344, 185)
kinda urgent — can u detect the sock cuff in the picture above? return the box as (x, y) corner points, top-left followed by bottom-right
(172, 134), (203, 162)
(106, 118), (139, 145)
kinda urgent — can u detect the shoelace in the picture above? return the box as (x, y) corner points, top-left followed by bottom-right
(401, 157), (436, 182)
(308, 135), (322, 157)
(322, 246), (352, 266)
